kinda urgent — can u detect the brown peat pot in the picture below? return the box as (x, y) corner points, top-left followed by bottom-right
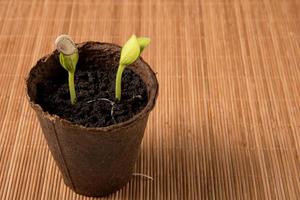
(26, 42), (158, 197)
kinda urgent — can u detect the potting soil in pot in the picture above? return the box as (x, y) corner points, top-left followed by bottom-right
(36, 65), (148, 127)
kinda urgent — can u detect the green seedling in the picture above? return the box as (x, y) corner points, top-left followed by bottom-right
(55, 35), (79, 105)
(115, 35), (150, 101)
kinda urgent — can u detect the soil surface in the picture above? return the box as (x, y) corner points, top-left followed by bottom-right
(37, 65), (148, 127)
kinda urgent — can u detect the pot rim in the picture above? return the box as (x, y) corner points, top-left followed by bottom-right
(26, 41), (159, 132)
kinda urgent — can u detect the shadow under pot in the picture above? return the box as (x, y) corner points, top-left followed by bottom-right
(26, 42), (159, 197)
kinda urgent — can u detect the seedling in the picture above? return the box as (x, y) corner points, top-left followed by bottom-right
(55, 35), (79, 105)
(115, 35), (150, 101)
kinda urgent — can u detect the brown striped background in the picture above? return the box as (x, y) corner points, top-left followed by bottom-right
(0, 0), (299, 199)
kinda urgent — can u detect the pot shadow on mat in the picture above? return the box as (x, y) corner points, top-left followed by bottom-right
(110, 120), (266, 199)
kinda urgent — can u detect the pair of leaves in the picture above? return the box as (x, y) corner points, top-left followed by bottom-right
(119, 35), (150, 66)
(115, 35), (150, 101)
(56, 35), (79, 74)
(59, 52), (79, 74)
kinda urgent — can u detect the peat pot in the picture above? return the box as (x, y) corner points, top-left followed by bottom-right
(26, 42), (159, 197)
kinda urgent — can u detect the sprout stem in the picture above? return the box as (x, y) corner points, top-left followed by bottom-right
(115, 64), (125, 101)
(68, 72), (76, 105)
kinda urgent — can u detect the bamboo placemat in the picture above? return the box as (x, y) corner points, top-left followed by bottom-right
(0, 0), (299, 199)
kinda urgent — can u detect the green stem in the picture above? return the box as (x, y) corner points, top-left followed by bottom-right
(115, 64), (125, 101)
(68, 72), (76, 105)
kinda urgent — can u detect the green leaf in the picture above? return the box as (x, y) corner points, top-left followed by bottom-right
(137, 37), (150, 53)
(115, 35), (151, 101)
(120, 34), (140, 65)
(59, 52), (78, 73)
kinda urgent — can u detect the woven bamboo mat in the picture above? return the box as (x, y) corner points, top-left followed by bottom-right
(0, 0), (299, 199)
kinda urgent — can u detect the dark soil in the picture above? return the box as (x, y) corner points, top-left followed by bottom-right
(36, 65), (148, 127)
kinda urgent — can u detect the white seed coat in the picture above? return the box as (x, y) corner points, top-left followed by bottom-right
(55, 34), (77, 55)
